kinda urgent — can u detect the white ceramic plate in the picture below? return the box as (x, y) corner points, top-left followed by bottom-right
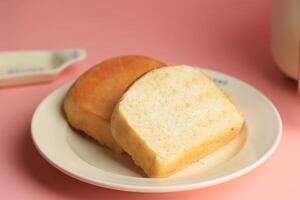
(31, 68), (282, 193)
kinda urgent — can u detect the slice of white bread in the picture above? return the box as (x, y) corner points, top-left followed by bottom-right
(63, 55), (165, 153)
(111, 65), (244, 177)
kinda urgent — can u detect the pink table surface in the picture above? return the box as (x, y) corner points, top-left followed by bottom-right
(0, 0), (299, 199)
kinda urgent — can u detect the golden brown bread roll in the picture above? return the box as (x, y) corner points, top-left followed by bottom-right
(63, 55), (166, 153)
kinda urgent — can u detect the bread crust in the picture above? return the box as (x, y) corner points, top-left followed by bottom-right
(63, 55), (165, 152)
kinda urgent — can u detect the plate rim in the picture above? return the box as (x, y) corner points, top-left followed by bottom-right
(31, 67), (282, 193)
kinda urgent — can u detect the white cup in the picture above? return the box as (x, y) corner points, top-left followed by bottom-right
(272, 0), (300, 80)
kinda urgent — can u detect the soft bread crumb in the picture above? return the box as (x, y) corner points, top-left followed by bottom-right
(111, 65), (244, 177)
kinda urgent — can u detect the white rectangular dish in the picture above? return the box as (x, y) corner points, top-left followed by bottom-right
(0, 48), (86, 87)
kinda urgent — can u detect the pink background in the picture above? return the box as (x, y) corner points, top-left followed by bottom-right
(0, 0), (299, 199)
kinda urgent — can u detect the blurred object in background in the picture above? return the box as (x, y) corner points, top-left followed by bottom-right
(272, 0), (300, 82)
(0, 48), (86, 88)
